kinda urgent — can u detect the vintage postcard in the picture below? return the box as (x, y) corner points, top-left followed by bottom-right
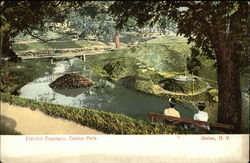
(0, 1), (249, 162)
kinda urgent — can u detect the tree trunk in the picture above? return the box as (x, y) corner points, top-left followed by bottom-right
(0, 31), (4, 62)
(215, 35), (242, 133)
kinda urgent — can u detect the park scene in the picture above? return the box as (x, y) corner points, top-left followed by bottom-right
(0, 1), (249, 135)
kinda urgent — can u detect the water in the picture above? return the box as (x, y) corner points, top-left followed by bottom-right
(19, 58), (197, 120)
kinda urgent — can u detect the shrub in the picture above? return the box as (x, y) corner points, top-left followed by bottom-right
(103, 57), (139, 81)
(49, 73), (93, 89)
(0, 124), (22, 135)
(161, 77), (207, 94)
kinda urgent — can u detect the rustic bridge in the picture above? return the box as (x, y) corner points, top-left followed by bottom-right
(17, 43), (134, 63)
(19, 50), (107, 64)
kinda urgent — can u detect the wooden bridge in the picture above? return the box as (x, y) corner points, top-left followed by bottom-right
(148, 112), (235, 133)
(17, 44), (134, 62)
(19, 50), (105, 63)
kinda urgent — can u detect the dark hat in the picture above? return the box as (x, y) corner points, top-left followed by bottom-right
(197, 101), (206, 111)
(197, 101), (205, 106)
(169, 98), (176, 104)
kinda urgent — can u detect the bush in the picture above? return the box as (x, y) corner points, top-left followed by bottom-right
(0, 124), (21, 135)
(162, 77), (207, 94)
(49, 73), (93, 89)
(103, 57), (139, 81)
(134, 69), (156, 94)
(0, 59), (54, 94)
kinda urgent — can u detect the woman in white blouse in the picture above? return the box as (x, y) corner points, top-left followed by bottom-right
(193, 102), (210, 130)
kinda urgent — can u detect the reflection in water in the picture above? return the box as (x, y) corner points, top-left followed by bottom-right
(19, 58), (197, 120)
(53, 87), (86, 97)
(54, 60), (70, 73)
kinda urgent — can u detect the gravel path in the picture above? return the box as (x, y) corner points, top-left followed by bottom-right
(0, 102), (104, 135)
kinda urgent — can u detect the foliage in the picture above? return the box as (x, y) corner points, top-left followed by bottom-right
(0, 73), (17, 93)
(187, 46), (202, 75)
(0, 93), (191, 134)
(0, 1), (89, 59)
(68, 2), (115, 42)
(158, 17), (177, 34)
(12, 40), (107, 52)
(134, 69), (156, 94)
(49, 73), (93, 89)
(103, 57), (139, 81)
(1, 2), (62, 52)
(0, 124), (22, 135)
(0, 59), (54, 94)
(161, 77), (207, 94)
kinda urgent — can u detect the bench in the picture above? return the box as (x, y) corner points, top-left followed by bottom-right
(148, 112), (234, 133)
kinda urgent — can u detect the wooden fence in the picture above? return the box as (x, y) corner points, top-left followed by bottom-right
(148, 112), (234, 132)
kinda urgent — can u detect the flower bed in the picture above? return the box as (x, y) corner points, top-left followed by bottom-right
(49, 73), (93, 89)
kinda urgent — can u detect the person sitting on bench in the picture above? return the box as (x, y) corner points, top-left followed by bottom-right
(193, 101), (210, 130)
(163, 98), (180, 124)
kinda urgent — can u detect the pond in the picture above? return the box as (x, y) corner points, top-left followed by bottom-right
(19, 58), (197, 121)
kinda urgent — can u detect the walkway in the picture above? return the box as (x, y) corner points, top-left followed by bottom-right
(0, 102), (104, 135)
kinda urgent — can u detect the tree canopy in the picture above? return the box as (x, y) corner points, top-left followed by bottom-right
(0, 1), (87, 58)
(68, 2), (115, 42)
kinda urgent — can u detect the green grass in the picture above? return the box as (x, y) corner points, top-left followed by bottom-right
(146, 35), (188, 44)
(12, 40), (108, 52)
(12, 41), (80, 51)
(47, 41), (82, 49)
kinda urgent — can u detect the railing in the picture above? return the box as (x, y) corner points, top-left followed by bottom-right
(148, 112), (234, 132)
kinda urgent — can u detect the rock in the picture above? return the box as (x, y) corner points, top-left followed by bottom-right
(49, 73), (93, 89)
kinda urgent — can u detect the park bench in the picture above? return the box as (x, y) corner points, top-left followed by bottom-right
(148, 112), (235, 133)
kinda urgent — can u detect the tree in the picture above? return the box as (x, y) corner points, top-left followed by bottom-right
(158, 17), (177, 34)
(109, 1), (248, 133)
(0, 1), (85, 60)
(67, 2), (116, 42)
(187, 46), (202, 76)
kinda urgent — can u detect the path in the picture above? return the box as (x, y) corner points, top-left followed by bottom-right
(0, 102), (104, 135)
